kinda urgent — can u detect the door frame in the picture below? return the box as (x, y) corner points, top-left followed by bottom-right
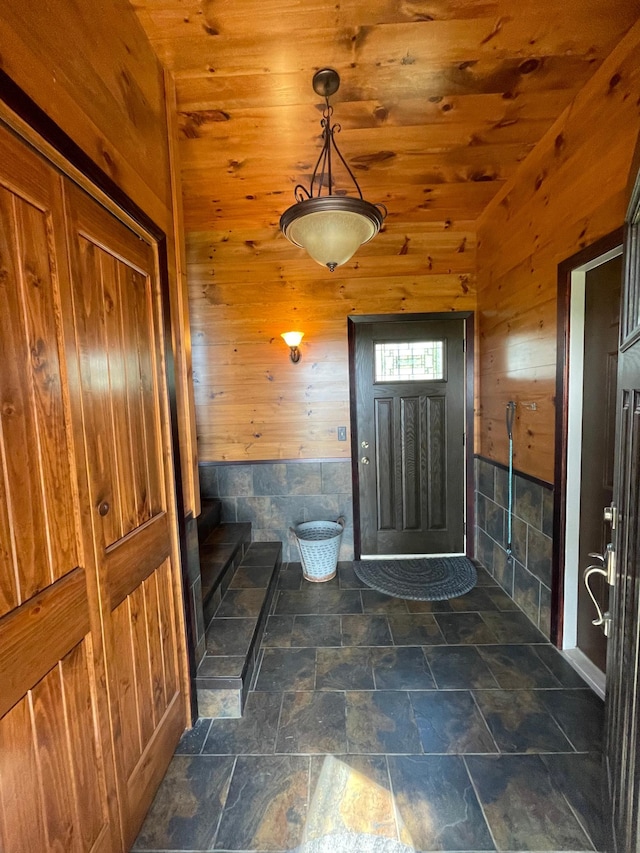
(553, 229), (624, 671)
(0, 70), (197, 718)
(348, 311), (475, 560)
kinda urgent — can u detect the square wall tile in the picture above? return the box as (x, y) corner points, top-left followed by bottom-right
(477, 458), (495, 499)
(514, 475), (543, 528)
(199, 464), (219, 498)
(321, 461), (352, 494)
(252, 463), (288, 495)
(527, 527), (553, 587)
(217, 464), (254, 497)
(286, 462), (322, 495)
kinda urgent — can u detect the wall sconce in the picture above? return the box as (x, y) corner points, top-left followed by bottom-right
(281, 331), (304, 363)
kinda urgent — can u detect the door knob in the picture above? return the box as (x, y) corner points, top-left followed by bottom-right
(98, 501), (110, 517)
(361, 456), (370, 465)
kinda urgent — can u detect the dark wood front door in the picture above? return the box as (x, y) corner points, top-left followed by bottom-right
(351, 316), (467, 556)
(605, 181), (640, 853)
(577, 255), (621, 673)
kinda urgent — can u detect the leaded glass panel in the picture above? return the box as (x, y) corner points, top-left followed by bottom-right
(374, 340), (444, 382)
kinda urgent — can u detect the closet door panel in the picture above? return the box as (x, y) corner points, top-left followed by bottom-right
(63, 179), (184, 847)
(0, 125), (117, 853)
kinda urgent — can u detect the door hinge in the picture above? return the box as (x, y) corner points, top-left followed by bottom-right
(462, 432), (466, 446)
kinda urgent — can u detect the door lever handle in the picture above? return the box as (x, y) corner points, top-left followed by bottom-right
(588, 543), (616, 586)
(583, 564), (612, 637)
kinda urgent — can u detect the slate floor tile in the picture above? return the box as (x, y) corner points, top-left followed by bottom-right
(466, 754), (593, 851)
(276, 691), (347, 754)
(255, 647), (316, 691)
(132, 755), (235, 850)
(387, 614), (447, 645)
(307, 754), (397, 841)
(371, 646), (435, 690)
(173, 718), (213, 755)
(202, 692), (282, 755)
(206, 618), (257, 656)
(424, 645), (498, 690)
(388, 755), (495, 851)
(337, 563), (367, 589)
(404, 598), (449, 613)
(410, 690), (497, 754)
(477, 644), (561, 688)
(341, 614), (393, 646)
(533, 645), (590, 688)
(474, 689), (574, 753)
(361, 589), (410, 614)
(214, 755), (309, 851)
(275, 588), (363, 615)
(447, 586), (503, 612)
(541, 751), (605, 850)
(346, 691), (421, 754)
(229, 565), (273, 588)
(292, 614), (341, 647)
(434, 612), (499, 644)
(153, 558), (606, 853)
(316, 647), (374, 690)
(474, 565), (499, 587)
(484, 585), (522, 611)
(480, 610), (548, 643)
(277, 564), (303, 590)
(539, 688), (605, 752)
(216, 587), (266, 618)
(262, 615), (294, 647)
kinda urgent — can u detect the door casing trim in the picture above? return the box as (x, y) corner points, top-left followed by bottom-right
(553, 229), (624, 648)
(348, 311), (474, 560)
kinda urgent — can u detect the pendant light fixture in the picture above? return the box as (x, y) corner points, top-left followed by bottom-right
(280, 68), (387, 272)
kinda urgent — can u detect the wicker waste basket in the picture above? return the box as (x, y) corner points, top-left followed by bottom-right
(291, 517), (345, 582)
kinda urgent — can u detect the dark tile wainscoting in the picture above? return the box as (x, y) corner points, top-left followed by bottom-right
(475, 456), (553, 639)
(200, 461), (354, 562)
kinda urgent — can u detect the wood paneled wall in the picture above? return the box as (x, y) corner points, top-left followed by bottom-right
(189, 225), (476, 460)
(0, 0), (198, 513)
(476, 21), (640, 484)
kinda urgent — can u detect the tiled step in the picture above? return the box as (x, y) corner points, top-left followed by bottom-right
(200, 521), (252, 628)
(196, 541), (282, 718)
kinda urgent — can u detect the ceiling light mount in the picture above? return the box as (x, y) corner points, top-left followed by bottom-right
(280, 68), (387, 272)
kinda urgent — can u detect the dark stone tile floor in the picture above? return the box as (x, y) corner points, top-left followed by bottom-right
(133, 561), (605, 852)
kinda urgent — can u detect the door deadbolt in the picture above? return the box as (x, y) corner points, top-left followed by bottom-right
(361, 440), (369, 449)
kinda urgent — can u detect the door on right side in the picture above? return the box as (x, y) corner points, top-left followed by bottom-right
(605, 181), (640, 852)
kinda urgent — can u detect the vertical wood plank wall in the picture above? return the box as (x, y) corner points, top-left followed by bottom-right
(0, 0), (198, 514)
(476, 21), (640, 484)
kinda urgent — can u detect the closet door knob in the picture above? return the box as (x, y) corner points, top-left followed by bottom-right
(98, 501), (110, 517)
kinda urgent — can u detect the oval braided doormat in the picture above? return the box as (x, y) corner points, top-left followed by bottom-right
(353, 556), (477, 601)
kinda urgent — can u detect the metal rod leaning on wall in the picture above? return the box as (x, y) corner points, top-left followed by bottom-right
(506, 401), (516, 558)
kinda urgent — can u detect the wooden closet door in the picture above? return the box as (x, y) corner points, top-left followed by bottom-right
(62, 180), (186, 848)
(0, 127), (118, 851)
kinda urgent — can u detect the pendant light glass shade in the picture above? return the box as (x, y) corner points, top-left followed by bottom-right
(281, 198), (384, 271)
(280, 68), (386, 272)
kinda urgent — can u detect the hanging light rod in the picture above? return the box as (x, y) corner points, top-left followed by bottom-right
(280, 68), (387, 272)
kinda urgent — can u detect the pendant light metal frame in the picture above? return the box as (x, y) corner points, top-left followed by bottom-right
(280, 68), (387, 271)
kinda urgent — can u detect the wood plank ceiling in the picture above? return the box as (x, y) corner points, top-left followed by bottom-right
(132, 0), (639, 461)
